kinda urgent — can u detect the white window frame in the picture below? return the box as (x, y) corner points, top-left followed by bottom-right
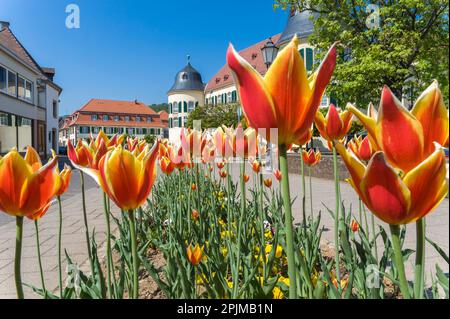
(17, 75), (33, 103)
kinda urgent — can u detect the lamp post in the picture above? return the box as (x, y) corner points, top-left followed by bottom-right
(261, 37), (280, 70)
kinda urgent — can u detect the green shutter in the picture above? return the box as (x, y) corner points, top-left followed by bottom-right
(300, 49), (305, 60)
(306, 48), (313, 71)
(184, 101), (188, 113)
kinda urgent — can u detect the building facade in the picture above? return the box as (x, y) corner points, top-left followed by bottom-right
(59, 99), (168, 146)
(0, 21), (62, 156)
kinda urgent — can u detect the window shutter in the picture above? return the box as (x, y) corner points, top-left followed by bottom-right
(306, 48), (313, 72)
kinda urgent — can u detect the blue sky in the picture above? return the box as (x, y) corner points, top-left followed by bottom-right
(1, 0), (288, 115)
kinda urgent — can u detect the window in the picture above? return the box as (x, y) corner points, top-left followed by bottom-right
(172, 102), (177, 114)
(7, 71), (16, 96)
(125, 116), (130, 122)
(0, 66), (6, 92)
(183, 101), (188, 113)
(169, 103), (172, 114)
(178, 102), (182, 113)
(105, 127), (114, 134)
(18, 76), (25, 99)
(147, 117), (152, 123)
(188, 101), (194, 113)
(25, 81), (33, 102)
(169, 118), (173, 128)
(127, 128), (134, 135)
(79, 126), (90, 134)
(305, 48), (314, 72)
(103, 115), (109, 121)
(92, 114), (98, 121)
(231, 91), (237, 103)
(114, 115), (120, 122)
(52, 100), (58, 119)
(320, 95), (329, 107)
(136, 116), (141, 122)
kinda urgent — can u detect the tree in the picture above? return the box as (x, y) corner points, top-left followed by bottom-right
(186, 103), (242, 129)
(274, 0), (449, 108)
(149, 103), (169, 113)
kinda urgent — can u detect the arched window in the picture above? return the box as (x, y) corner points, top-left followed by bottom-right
(305, 48), (314, 72)
(178, 102), (182, 113)
(188, 101), (194, 112)
(169, 118), (173, 128)
(169, 103), (172, 114)
(183, 101), (188, 113)
(172, 102), (177, 114)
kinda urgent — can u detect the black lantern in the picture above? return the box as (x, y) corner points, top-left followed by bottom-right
(261, 37), (280, 69)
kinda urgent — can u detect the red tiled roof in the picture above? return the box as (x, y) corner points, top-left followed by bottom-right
(62, 99), (168, 129)
(79, 99), (157, 115)
(205, 34), (281, 92)
(0, 26), (42, 72)
(158, 110), (169, 121)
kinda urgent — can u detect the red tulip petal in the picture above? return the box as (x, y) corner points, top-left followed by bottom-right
(402, 145), (448, 223)
(377, 86), (424, 172)
(360, 152), (411, 225)
(227, 44), (277, 131)
(411, 81), (449, 156)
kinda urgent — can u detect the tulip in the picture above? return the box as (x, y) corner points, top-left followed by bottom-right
(219, 171), (228, 179)
(228, 37), (337, 298)
(274, 170), (282, 181)
(243, 174), (250, 183)
(191, 183), (197, 191)
(160, 156), (175, 175)
(348, 135), (373, 162)
(217, 160), (226, 170)
(336, 142), (448, 298)
(224, 124), (258, 159)
(350, 220), (359, 233)
(302, 149), (322, 167)
(252, 160), (261, 174)
(187, 244), (204, 266)
(227, 36), (337, 147)
(192, 209), (200, 221)
(347, 82), (449, 173)
(315, 104), (353, 142)
(264, 179), (273, 188)
(214, 127), (233, 159)
(181, 128), (206, 160)
(0, 146), (60, 299)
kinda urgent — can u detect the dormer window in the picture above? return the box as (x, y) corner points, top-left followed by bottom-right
(215, 78), (220, 84)
(251, 53), (258, 60)
(125, 116), (130, 122)
(181, 73), (188, 80)
(91, 114), (98, 121)
(103, 115), (109, 121)
(136, 116), (141, 122)
(148, 117), (152, 123)
(224, 75), (229, 81)
(114, 116), (120, 122)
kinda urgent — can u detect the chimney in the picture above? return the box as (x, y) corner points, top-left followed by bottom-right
(0, 21), (10, 31)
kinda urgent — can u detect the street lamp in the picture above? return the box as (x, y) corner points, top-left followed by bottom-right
(261, 37), (280, 69)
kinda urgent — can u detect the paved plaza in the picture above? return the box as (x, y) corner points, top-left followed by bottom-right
(0, 161), (448, 299)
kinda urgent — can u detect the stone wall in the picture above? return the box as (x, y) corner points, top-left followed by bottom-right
(287, 153), (350, 181)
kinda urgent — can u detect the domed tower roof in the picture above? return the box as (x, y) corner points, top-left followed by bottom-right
(168, 57), (205, 94)
(276, 8), (316, 47)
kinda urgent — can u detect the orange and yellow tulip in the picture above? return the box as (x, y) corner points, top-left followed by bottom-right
(264, 179), (273, 188)
(315, 104), (353, 142)
(68, 140), (91, 168)
(227, 36), (337, 146)
(95, 142), (160, 211)
(252, 160), (261, 174)
(302, 149), (322, 167)
(350, 220), (359, 233)
(187, 244), (203, 266)
(336, 142), (448, 225)
(0, 147), (60, 217)
(274, 170), (282, 181)
(348, 135), (373, 162)
(56, 164), (73, 197)
(243, 174), (250, 183)
(160, 156), (175, 175)
(223, 124), (258, 159)
(347, 82), (449, 173)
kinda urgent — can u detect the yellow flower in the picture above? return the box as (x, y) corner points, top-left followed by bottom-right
(273, 287), (284, 299)
(278, 276), (290, 287)
(221, 247), (228, 257)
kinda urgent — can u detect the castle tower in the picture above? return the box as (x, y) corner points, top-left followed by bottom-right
(167, 56), (205, 142)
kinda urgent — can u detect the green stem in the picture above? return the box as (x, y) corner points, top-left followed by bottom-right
(300, 152), (307, 229)
(14, 216), (24, 299)
(57, 196), (63, 298)
(128, 210), (139, 299)
(258, 171), (266, 280)
(233, 161), (246, 298)
(34, 220), (47, 299)
(332, 144), (341, 285)
(103, 192), (112, 299)
(309, 166), (313, 221)
(279, 144), (297, 299)
(414, 218), (426, 299)
(80, 171), (94, 276)
(389, 225), (411, 299)
(371, 214), (379, 262)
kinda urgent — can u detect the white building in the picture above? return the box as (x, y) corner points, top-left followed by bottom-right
(0, 21), (62, 156)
